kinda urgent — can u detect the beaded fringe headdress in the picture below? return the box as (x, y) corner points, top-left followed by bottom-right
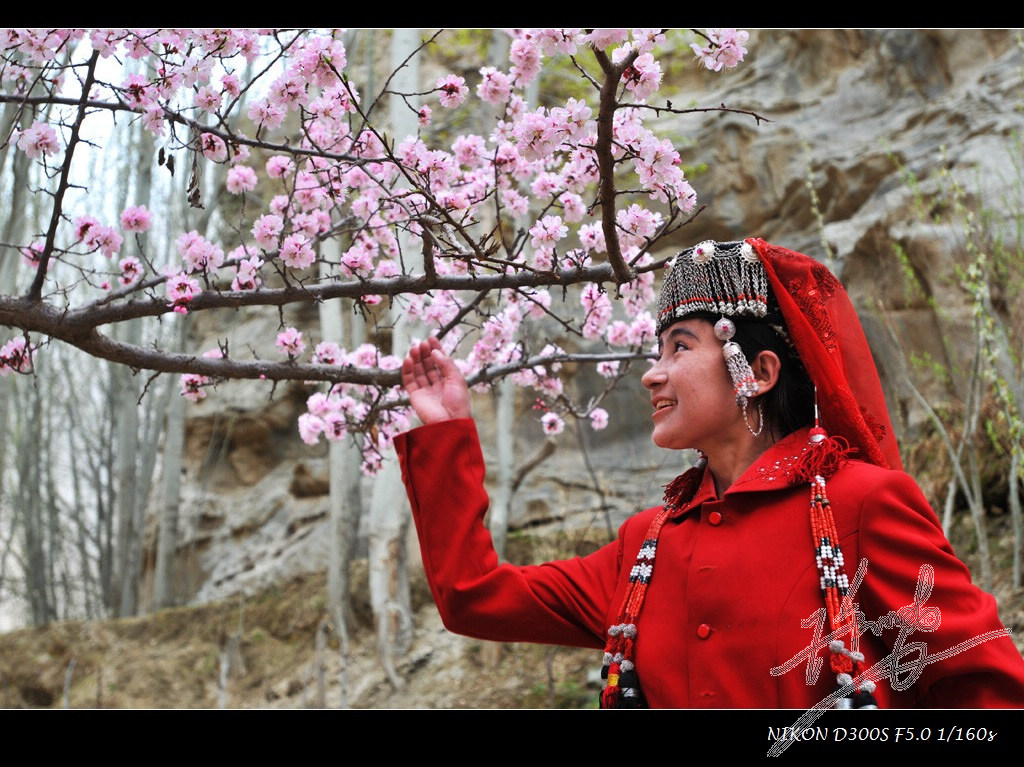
(656, 239), (769, 335)
(600, 238), (884, 709)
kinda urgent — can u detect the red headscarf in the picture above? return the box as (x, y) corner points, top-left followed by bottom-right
(749, 238), (902, 471)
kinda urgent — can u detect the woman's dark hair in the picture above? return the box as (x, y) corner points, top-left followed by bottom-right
(691, 310), (816, 439)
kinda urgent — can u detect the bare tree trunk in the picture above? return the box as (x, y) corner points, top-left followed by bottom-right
(318, 235), (363, 707)
(365, 28), (421, 688)
(154, 352), (185, 609)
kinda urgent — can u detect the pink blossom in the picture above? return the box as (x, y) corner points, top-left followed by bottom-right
(177, 230), (223, 273)
(477, 67), (512, 105)
(279, 233), (315, 270)
(200, 132), (227, 162)
(586, 29), (629, 49)
(340, 237), (376, 277)
(622, 52), (662, 101)
(20, 242), (42, 268)
(500, 189), (528, 217)
(15, 121), (60, 159)
(86, 225), (123, 258)
(632, 28), (667, 53)
(313, 341), (344, 366)
(324, 411), (348, 442)
(628, 312), (657, 346)
(266, 155), (295, 178)
(74, 217), (100, 244)
(551, 97), (592, 143)
(418, 105), (432, 126)
(298, 413), (325, 445)
(509, 37), (542, 86)
(606, 320), (631, 347)
(691, 29), (749, 72)
(121, 73), (153, 109)
(559, 192), (586, 223)
(221, 73), (241, 98)
(230, 144), (251, 165)
(0, 336), (33, 376)
(617, 203), (662, 248)
(142, 104), (165, 136)
(251, 214), (284, 249)
(247, 99), (286, 131)
(167, 272), (200, 314)
(195, 84), (221, 112)
(531, 171), (563, 198)
(529, 215), (567, 249)
(120, 205), (153, 232)
(348, 343), (381, 368)
(180, 373), (208, 401)
(276, 327), (305, 358)
(581, 283), (613, 339)
(597, 360), (620, 378)
(578, 222), (607, 254)
(452, 134), (486, 168)
(512, 109), (562, 162)
(541, 411), (565, 436)
(589, 407), (609, 431)
(226, 165), (257, 194)
(231, 256), (264, 291)
(118, 256), (142, 287)
(436, 74), (469, 108)
(306, 392), (337, 418)
(532, 29), (585, 56)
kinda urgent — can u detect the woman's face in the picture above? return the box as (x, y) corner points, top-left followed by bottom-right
(641, 318), (744, 451)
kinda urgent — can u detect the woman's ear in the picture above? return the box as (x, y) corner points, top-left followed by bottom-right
(750, 350), (781, 396)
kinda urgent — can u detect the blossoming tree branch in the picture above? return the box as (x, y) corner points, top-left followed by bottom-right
(0, 28), (751, 470)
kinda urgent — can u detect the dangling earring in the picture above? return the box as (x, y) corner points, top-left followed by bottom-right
(743, 399), (764, 437)
(713, 317), (762, 437)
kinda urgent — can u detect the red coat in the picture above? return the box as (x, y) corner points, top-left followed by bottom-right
(394, 419), (1024, 708)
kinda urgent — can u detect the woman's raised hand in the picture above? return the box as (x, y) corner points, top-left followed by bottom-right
(401, 336), (472, 425)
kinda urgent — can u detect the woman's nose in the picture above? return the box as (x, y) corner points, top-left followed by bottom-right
(642, 359), (665, 389)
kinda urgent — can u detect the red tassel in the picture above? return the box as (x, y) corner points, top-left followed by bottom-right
(792, 435), (854, 483)
(662, 460), (706, 508)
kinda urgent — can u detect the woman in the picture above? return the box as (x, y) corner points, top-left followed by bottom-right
(395, 237), (1024, 708)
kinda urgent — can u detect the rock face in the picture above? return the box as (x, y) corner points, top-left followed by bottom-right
(143, 30), (1024, 607)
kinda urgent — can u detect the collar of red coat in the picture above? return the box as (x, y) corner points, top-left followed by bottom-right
(669, 427), (818, 517)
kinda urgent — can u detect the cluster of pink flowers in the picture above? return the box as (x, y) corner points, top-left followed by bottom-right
(166, 272), (200, 314)
(231, 256), (264, 291)
(0, 336), (33, 376)
(1, 28), (754, 460)
(20, 242), (42, 268)
(177, 231), (224, 273)
(541, 411), (565, 436)
(691, 29), (750, 72)
(14, 121), (60, 159)
(280, 233), (316, 270)
(118, 256), (142, 287)
(276, 327), (305, 358)
(73, 216), (123, 258)
(226, 165), (258, 194)
(120, 205), (153, 233)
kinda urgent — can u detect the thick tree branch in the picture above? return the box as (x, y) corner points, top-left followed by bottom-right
(28, 50), (100, 301)
(592, 47), (638, 285)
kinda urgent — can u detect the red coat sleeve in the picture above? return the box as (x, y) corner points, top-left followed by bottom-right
(394, 418), (619, 649)
(853, 468), (1024, 707)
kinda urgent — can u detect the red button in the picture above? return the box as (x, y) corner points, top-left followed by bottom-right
(708, 511), (722, 525)
(697, 623), (712, 639)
